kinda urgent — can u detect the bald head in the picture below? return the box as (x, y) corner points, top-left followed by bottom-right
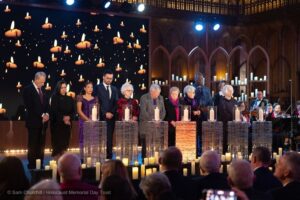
(200, 151), (221, 174)
(159, 147), (182, 171)
(58, 153), (81, 181)
(228, 160), (254, 189)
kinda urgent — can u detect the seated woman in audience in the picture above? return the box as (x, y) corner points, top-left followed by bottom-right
(182, 85), (202, 155)
(0, 156), (30, 200)
(117, 82), (139, 121)
(265, 103), (274, 121)
(238, 101), (250, 123)
(164, 87), (181, 146)
(76, 81), (98, 159)
(99, 160), (137, 198)
(24, 179), (62, 200)
(272, 103), (282, 118)
(101, 175), (136, 200)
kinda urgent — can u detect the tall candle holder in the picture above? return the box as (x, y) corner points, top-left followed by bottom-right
(208, 106), (217, 122)
(89, 103), (99, 121)
(181, 105), (191, 122)
(122, 104), (132, 121)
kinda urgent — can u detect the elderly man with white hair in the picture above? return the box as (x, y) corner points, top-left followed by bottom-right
(269, 151), (300, 200)
(116, 82), (139, 121)
(228, 160), (271, 200)
(197, 150), (230, 198)
(139, 84), (166, 156)
(217, 84), (237, 153)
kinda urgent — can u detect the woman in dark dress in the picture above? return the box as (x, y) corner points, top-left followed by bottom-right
(76, 81), (98, 159)
(50, 80), (75, 159)
(164, 87), (181, 146)
(182, 85), (202, 155)
(117, 83), (139, 121)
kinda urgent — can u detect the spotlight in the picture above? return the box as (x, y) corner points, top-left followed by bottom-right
(137, 3), (145, 12)
(195, 22), (204, 31)
(66, 0), (75, 6)
(213, 23), (220, 31)
(104, 1), (111, 9)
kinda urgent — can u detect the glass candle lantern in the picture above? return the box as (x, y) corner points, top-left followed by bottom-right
(208, 106), (217, 122)
(89, 103), (99, 121)
(122, 104), (132, 121)
(181, 105), (191, 122)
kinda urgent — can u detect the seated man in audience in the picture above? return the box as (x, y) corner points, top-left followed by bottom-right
(58, 153), (100, 200)
(251, 147), (282, 192)
(159, 147), (197, 200)
(270, 151), (300, 200)
(228, 160), (271, 200)
(197, 150), (230, 197)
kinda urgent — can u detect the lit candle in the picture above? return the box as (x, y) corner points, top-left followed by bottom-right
(244, 78), (247, 85)
(154, 107), (160, 121)
(154, 152), (159, 164)
(213, 76), (217, 81)
(81, 164), (87, 169)
(122, 158), (129, 166)
(144, 158), (149, 165)
(235, 77), (238, 85)
(171, 74), (175, 81)
(92, 105), (98, 121)
(45, 17), (49, 24)
(45, 165), (50, 170)
(221, 155), (225, 162)
(152, 168), (157, 173)
(255, 89), (258, 97)
(149, 157), (155, 165)
(254, 76), (258, 81)
(96, 162), (101, 181)
(231, 80), (234, 85)
(117, 31), (120, 38)
(258, 108), (264, 122)
(235, 107), (241, 122)
(251, 92), (254, 98)
(183, 168), (188, 176)
(278, 148), (283, 156)
(132, 167), (139, 180)
(183, 107), (189, 121)
(36, 159), (41, 170)
(52, 163), (57, 180)
(38, 56), (41, 63)
(87, 157), (92, 168)
(146, 168), (152, 176)
(191, 160), (195, 175)
(225, 152), (231, 162)
(250, 72), (253, 81)
(53, 39), (57, 47)
(273, 152), (277, 159)
(0, 104), (2, 109)
(264, 75), (267, 81)
(183, 75), (187, 81)
(209, 107), (215, 122)
(225, 73), (228, 81)
(263, 90), (266, 97)
(141, 164), (145, 178)
(81, 33), (86, 42)
(124, 106), (130, 121)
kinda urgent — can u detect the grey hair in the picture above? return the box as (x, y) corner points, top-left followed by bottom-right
(169, 87), (180, 95)
(222, 84), (234, 96)
(228, 160), (254, 189)
(25, 179), (62, 200)
(121, 82), (134, 95)
(183, 85), (195, 95)
(200, 150), (221, 174)
(139, 172), (171, 199)
(34, 72), (46, 80)
(149, 84), (161, 92)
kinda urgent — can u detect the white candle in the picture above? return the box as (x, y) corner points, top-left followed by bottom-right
(45, 165), (50, 170)
(225, 73), (228, 81)
(263, 90), (266, 97)
(221, 155), (225, 162)
(81, 33), (86, 42)
(183, 168), (188, 176)
(144, 158), (149, 165)
(171, 74), (175, 81)
(250, 72), (253, 81)
(225, 153), (231, 162)
(231, 80), (234, 85)
(132, 167), (139, 180)
(264, 75), (267, 81)
(209, 107), (215, 122)
(122, 158), (129, 166)
(124, 106), (130, 121)
(176, 76), (179, 81)
(273, 152), (277, 159)
(81, 164), (87, 169)
(92, 105), (97, 121)
(235, 107), (241, 122)
(251, 92), (254, 98)
(36, 159), (41, 170)
(235, 77), (238, 85)
(258, 108), (264, 121)
(96, 162), (101, 181)
(45, 17), (49, 24)
(38, 56), (41, 63)
(244, 78), (248, 85)
(154, 152), (159, 164)
(141, 164), (145, 178)
(154, 107), (160, 121)
(254, 76), (258, 81)
(0, 104), (2, 109)
(10, 56), (14, 63)
(191, 160), (195, 175)
(152, 168), (157, 173)
(52, 164), (57, 180)
(213, 76), (217, 81)
(245, 94), (248, 101)
(255, 89), (258, 97)
(183, 108), (189, 121)
(149, 157), (155, 165)
(278, 148), (283, 156)
(238, 80), (241, 85)
(183, 75), (187, 81)
(54, 39), (57, 47)
(87, 157), (92, 168)
(145, 169), (152, 176)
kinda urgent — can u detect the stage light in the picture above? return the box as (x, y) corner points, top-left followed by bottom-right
(213, 23), (220, 31)
(137, 3), (145, 12)
(104, 1), (111, 9)
(195, 22), (204, 31)
(66, 0), (74, 6)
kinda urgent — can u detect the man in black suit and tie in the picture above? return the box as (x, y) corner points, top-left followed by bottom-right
(94, 69), (118, 158)
(270, 152), (300, 200)
(23, 72), (49, 169)
(251, 147), (282, 192)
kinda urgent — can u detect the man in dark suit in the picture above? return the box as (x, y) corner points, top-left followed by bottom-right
(197, 150), (230, 198)
(269, 152), (300, 200)
(212, 80), (226, 106)
(22, 72), (49, 169)
(251, 147), (282, 192)
(159, 147), (197, 200)
(228, 160), (272, 200)
(94, 69), (118, 158)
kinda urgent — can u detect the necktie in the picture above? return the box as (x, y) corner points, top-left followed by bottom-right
(106, 86), (110, 99)
(38, 88), (43, 104)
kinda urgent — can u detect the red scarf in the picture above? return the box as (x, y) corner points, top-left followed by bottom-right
(169, 96), (180, 121)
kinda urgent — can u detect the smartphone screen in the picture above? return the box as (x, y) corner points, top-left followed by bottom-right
(203, 189), (237, 200)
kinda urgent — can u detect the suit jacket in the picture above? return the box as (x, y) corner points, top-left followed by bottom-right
(194, 84), (212, 107)
(164, 170), (197, 200)
(253, 167), (282, 193)
(250, 98), (268, 111)
(269, 181), (300, 200)
(164, 98), (181, 123)
(139, 93), (166, 122)
(94, 83), (119, 120)
(217, 96), (238, 123)
(22, 83), (49, 129)
(197, 173), (230, 198)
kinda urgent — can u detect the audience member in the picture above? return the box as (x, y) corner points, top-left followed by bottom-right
(250, 147), (282, 192)
(270, 151), (300, 200)
(24, 179), (62, 200)
(58, 153), (100, 200)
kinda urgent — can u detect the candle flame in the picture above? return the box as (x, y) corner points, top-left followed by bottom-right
(10, 21), (15, 30)
(65, 46), (69, 51)
(78, 55), (81, 60)
(38, 56), (41, 63)
(81, 33), (86, 42)
(45, 17), (48, 24)
(52, 54), (54, 59)
(140, 65), (143, 70)
(54, 39), (57, 47)
(10, 56), (14, 63)
(66, 84), (70, 92)
(117, 31), (120, 38)
(99, 58), (102, 63)
(26, 12), (29, 17)
(136, 39), (139, 45)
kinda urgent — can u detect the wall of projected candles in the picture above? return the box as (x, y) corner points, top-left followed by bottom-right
(0, 4), (149, 119)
